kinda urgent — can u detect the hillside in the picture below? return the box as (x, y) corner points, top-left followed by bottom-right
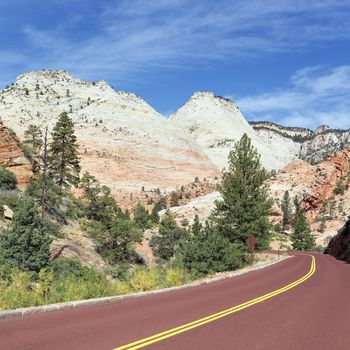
(0, 71), (219, 195)
(160, 149), (350, 247)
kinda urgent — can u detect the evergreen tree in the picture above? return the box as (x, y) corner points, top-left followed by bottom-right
(94, 218), (141, 263)
(281, 190), (292, 228)
(48, 112), (80, 188)
(150, 197), (166, 223)
(150, 213), (188, 260)
(23, 124), (42, 156)
(191, 214), (202, 236)
(291, 198), (315, 251)
(0, 196), (53, 272)
(80, 172), (116, 222)
(212, 134), (273, 249)
(134, 203), (151, 229)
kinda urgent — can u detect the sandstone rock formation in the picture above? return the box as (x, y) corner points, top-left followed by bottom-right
(326, 217), (350, 262)
(170, 92), (294, 170)
(0, 121), (31, 187)
(51, 222), (107, 271)
(0, 71), (219, 194)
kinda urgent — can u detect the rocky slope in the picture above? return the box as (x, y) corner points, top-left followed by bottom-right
(0, 71), (219, 193)
(170, 92), (295, 170)
(161, 149), (350, 246)
(252, 121), (350, 164)
(0, 121), (31, 187)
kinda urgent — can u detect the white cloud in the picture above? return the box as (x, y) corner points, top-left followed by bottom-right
(236, 66), (350, 129)
(0, 0), (350, 84)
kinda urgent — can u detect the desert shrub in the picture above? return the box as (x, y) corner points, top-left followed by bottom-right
(164, 266), (191, 287)
(128, 266), (162, 292)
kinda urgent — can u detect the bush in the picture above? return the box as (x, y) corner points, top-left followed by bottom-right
(0, 167), (17, 190)
(0, 196), (53, 272)
(128, 266), (163, 292)
(179, 225), (247, 277)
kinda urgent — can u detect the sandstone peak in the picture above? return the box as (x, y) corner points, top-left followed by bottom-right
(170, 91), (294, 170)
(315, 125), (331, 135)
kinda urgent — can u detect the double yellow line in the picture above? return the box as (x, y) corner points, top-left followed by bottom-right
(114, 255), (316, 350)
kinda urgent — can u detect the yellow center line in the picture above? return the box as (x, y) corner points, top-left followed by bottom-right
(114, 255), (316, 350)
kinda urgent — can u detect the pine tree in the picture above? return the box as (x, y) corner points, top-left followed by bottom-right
(150, 213), (188, 260)
(23, 124), (43, 156)
(0, 196), (53, 272)
(281, 190), (292, 228)
(191, 214), (202, 236)
(150, 197), (166, 223)
(212, 134), (273, 250)
(134, 203), (151, 229)
(80, 172), (117, 222)
(48, 112), (80, 188)
(291, 197), (315, 251)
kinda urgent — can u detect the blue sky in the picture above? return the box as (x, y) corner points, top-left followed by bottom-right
(1, 0), (350, 129)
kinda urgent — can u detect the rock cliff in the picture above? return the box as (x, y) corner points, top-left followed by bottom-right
(0, 121), (31, 187)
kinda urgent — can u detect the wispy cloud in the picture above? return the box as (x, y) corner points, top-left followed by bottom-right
(1, 0), (350, 85)
(236, 66), (350, 129)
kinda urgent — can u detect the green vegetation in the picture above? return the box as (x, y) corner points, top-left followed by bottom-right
(291, 197), (315, 251)
(179, 223), (246, 277)
(212, 133), (273, 250)
(23, 124), (43, 157)
(0, 259), (191, 310)
(281, 190), (292, 228)
(150, 213), (188, 261)
(48, 112), (81, 188)
(0, 131), (278, 310)
(0, 196), (53, 272)
(0, 166), (17, 190)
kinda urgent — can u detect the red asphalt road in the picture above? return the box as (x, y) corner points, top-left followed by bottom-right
(1, 253), (350, 350)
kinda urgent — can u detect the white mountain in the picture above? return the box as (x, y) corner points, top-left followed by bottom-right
(0, 71), (219, 193)
(170, 92), (297, 170)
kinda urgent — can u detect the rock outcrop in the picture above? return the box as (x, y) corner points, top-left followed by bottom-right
(326, 217), (350, 262)
(0, 121), (31, 187)
(267, 149), (350, 221)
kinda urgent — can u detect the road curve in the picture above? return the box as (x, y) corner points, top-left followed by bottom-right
(1, 253), (350, 350)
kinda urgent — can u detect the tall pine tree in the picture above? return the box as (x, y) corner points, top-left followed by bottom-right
(291, 197), (315, 251)
(281, 190), (292, 228)
(48, 112), (80, 188)
(212, 134), (273, 250)
(23, 124), (43, 156)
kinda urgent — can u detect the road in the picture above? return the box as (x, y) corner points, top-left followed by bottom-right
(1, 253), (350, 350)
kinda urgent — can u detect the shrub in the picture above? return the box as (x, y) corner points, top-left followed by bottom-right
(164, 266), (190, 287)
(0, 167), (17, 190)
(179, 225), (247, 277)
(128, 266), (161, 292)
